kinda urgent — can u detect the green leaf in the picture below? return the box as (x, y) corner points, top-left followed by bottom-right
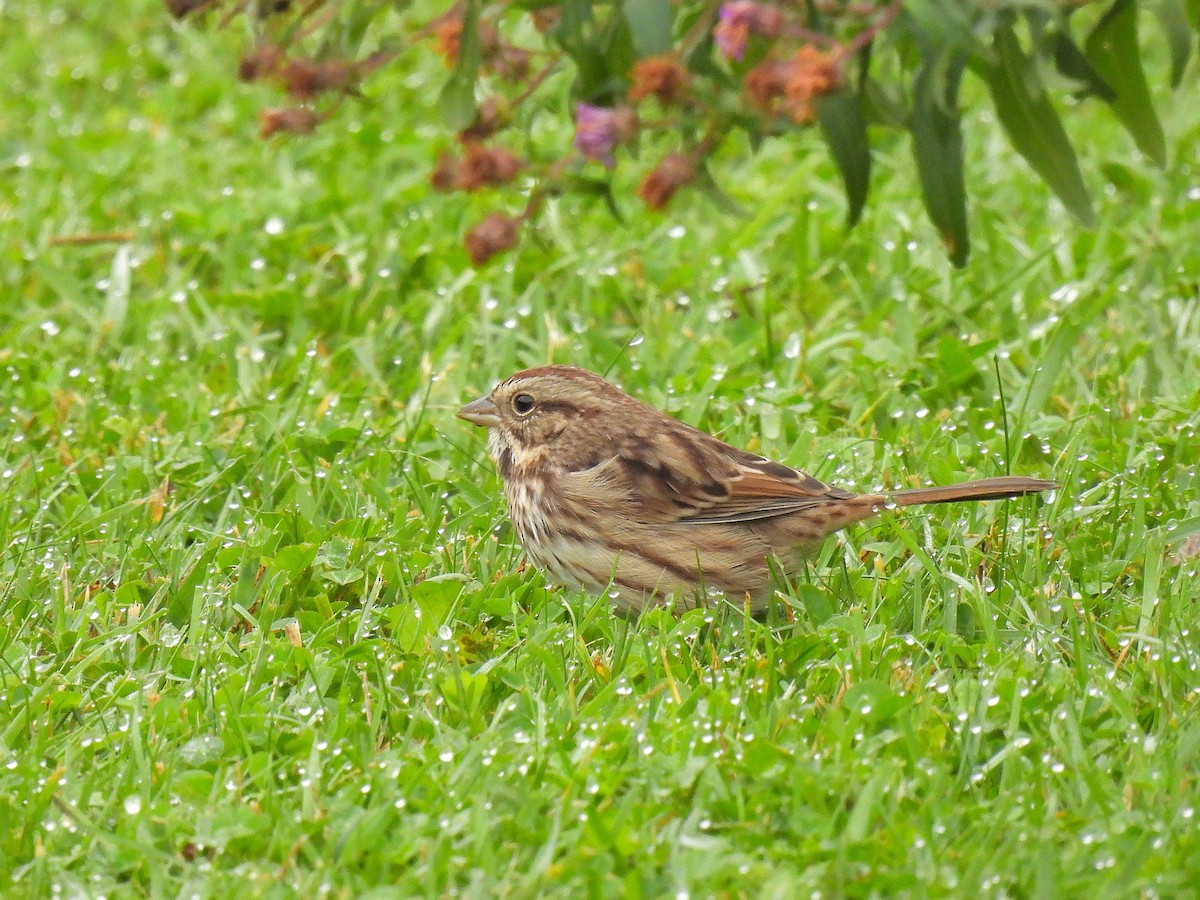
(1052, 31), (1116, 101)
(862, 76), (907, 128)
(564, 175), (626, 223)
(438, 0), (481, 130)
(556, 0), (595, 43)
(983, 25), (1095, 227)
(272, 542), (318, 576)
(1155, 0), (1194, 87)
(1101, 161), (1151, 201)
(1161, 514), (1200, 544)
(1085, 0), (1168, 166)
(910, 54), (970, 267)
(623, 0), (673, 57)
(601, 13), (638, 92)
(1189, 0), (1200, 30)
(903, 0), (979, 53)
(843, 773), (886, 843)
(321, 566), (363, 586)
(695, 161), (749, 219)
(817, 89), (871, 228)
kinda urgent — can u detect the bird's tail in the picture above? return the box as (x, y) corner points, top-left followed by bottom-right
(887, 476), (1056, 508)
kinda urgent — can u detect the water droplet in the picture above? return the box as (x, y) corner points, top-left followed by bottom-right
(783, 333), (801, 359)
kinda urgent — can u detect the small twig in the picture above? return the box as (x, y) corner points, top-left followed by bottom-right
(781, 25), (840, 48)
(217, 0), (252, 30)
(49, 231), (135, 247)
(292, 0), (341, 45)
(508, 53), (562, 110)
(846, 0), (902, 56)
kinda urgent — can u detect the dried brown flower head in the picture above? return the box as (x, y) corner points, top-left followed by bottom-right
(434, 17), (464, 64)
(433, 15), (501, 67)
(638, 152), (697, 210)
(258, 106), (322, 138)
(783, 46), (839, 123)
(628, 55), (690, 106)
(280, 58), (355, 100)
(238, 44), (284, 82)
(743, 59), (788, 114)
(430, 151), (458, 192)
(464, 213), (521, 266)
(458, 142), (522, 191)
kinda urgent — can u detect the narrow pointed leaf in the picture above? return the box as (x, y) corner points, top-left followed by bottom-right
(910, 55), (970, 267)
(903, 0), (979, 53)
(564, 175), (626, 223)
(695, 162), (750, 219)
(438, 0), (481, 130)
(623, 0), (673, 57)
(863, 76), (907, 127)
(817, 89), (871, 228)
(1155, 0), (1194, 87)
(984, 25), (1096, 227)
(1052, 31), (1116, 101)
(1085, 0), (1167, 166)
(556, 0), (595, 44)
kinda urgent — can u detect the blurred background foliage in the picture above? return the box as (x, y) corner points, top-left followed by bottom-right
(171, 0), (1199, 266)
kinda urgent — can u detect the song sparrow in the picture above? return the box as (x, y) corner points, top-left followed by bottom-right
(458, 365), (1055, 614)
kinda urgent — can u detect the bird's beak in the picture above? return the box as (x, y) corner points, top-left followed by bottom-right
(457, 396), (501, 428)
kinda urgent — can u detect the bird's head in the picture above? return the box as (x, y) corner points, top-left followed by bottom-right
(457, 365), (638, 474)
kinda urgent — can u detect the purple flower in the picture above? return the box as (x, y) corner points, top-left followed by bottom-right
(573, 103), (638, 168)
(714, 2), (783, 61)
(714, 4), (752, 60)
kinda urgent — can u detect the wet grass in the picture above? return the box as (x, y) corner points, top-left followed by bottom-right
(2, 1), (1199, 896)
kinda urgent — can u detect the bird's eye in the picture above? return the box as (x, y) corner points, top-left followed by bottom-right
(512, 393), (536, 415)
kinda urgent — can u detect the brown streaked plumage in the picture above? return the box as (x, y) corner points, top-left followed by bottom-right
(458, 365), (1056, 614)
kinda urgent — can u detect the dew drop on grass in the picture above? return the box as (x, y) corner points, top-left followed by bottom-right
(264, 217), (285, 235)
(123, 796), (142, 815)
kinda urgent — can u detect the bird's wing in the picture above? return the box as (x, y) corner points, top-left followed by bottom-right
(566, 421), (854, 526)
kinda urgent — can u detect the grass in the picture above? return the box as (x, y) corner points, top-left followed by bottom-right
(2, 0), (1199, 895)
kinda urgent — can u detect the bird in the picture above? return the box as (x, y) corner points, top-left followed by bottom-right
(457, 365), (1056, 614)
